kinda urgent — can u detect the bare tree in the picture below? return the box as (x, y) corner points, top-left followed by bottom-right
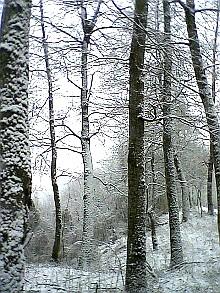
(78, 0), (103, 269)
(162, 0), (183, 267)
(174, 153), (189, 222)
(207, 0), (220, 216)
(125, 0), (148, 291)
(178, 0), (220, 242)
(148, 151), (159, 250)
(0, 0), (32, 291)
(39, 0), (62, 262)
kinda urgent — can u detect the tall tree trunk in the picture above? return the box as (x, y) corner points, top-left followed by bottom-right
(188, 187), (193, 208)
(79, 33), (95, 268)
(151, 151), (156, 206)
(78, 0), (102, 269)
(149, 151), (158, 250)
(148, 210), (158, 250)
(39, 0), (62, 262)
(207, 141), (214, 215)
(207, 0), (219, 216)
(174, 153), (189, 222)
(182, 0), (220, 242)
(0, 0), (32, 291)
(162, 0), (183, 267)
(125, 1), (148, 291)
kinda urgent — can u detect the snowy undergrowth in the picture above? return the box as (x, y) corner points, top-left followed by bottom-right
(25, 265), (123, 292)
(153, 210), (220, 292)
(25, 209), (220, 292)
(25, 263), (124, 292)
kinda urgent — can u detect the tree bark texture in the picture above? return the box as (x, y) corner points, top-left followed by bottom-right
(78, 1), (102, 269)
(149, 151), (159, 249)
(148, 211), (158, 250)
(207, 141), (214, 215)
(162, 0), (183, 267)
(184, 0), (220, 242)
(151, 151), (156, 207)
(207, 2), (219, 216)
(39, 0), (62, 262)
(174, 154), (189, 222)
(125, 0), (148, 292)
(0, 0), (32, 291)
(80, 35), (95, 268)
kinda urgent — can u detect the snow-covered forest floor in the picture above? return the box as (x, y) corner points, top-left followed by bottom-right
(25, 209), (220, 292)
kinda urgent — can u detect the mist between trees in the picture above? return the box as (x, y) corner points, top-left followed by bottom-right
(0, 0), (220, 292)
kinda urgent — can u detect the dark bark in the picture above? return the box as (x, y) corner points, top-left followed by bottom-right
(174, 154), (189, 222)
(197, 188), (203, 217)
(162, 0), (183, 267)
(125, 1), (148, 291)
(148, 211), (158, 250)
(207, 3), (219, 216)
(188, 188), (192, 208)
(207, 141), (214, 215)
(151, 151), (156, 207)
(149, 151), (159, 249)
(183, 0), (220, 242)
(0, 0), (32, 291)
(39, 0), (62, 262)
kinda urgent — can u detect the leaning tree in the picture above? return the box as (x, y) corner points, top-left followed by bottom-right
(178, 0), (220, 242)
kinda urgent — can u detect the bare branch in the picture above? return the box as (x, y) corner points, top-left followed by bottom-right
(55, 124), (81, 140)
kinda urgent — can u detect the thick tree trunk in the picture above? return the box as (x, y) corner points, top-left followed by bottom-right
(174, 154), (189, 222)
(78, 1), (100, 268)
(125, 1), (148, 291)
(39, 0), (62, 262)
(183, 0), (220, 242)
(0, 0), (32, 291)
(162, 0), (183, 267)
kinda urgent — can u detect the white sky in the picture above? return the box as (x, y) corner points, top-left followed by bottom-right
(0, 2), (2, 21)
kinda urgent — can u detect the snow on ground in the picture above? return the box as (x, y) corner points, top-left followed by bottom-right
(25, 209), (220, 292)
(25, 265), (123, 292)
(153, 211), (220, 292)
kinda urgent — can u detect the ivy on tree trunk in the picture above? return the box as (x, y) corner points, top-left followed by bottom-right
(0, 0), (32, 291)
